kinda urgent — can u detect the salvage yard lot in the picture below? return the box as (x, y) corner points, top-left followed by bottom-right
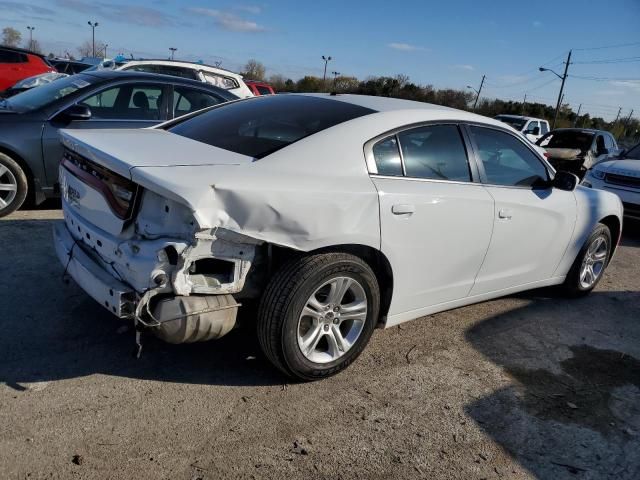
(1, 206), (639, 480)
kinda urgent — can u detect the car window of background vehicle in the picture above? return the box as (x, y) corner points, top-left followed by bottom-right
(398, 125), (471, 181)
(173, 87), (224, 116)
(470, 126), (549, 187)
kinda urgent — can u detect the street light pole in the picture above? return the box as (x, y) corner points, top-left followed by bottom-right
(103, 44), (108, 58)
(26, 26), (35, 51)
(331, 71), (340, 88)
(467, 74), (485, 112)
(169, 47), (177, 60)
(322, 55), (332, 84)
(539, 50), (571, 129)
(87, 21), (99, 57)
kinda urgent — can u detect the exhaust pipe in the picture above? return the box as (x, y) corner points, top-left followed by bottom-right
(150, 294), (239, 344)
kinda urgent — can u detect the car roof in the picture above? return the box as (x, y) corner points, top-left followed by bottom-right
(297, 93), (507, 127)
(0, 45), (46, 58)
(77, 70), (239, 99)
(550, 128), (607, 134)
(496, 114), (546, 121)
(123, 59), (243, 78)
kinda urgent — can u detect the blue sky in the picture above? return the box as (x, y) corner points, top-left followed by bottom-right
(2, 0), (640, 120)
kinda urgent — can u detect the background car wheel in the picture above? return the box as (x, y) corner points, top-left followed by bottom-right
(561, 223), (612, 297)
(0, 152), (28, 218)
(257, 252), (380, 381)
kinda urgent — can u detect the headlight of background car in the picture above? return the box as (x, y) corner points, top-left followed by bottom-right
(591, 168), (606, 180)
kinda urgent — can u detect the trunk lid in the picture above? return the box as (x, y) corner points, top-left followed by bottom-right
(59, 129), (252, 235)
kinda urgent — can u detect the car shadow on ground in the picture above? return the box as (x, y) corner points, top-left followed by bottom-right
(464, 283), (640, 478)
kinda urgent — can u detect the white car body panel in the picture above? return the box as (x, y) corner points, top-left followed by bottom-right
(583, 159), (640, 219)
(55, 94), (624, 330)
(117, 60), (254, 98)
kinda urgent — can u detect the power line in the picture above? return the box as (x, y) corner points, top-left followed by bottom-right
(573, 41), (640, 51)
(568, 74), (640, 82)
(572, 55), (640, 65)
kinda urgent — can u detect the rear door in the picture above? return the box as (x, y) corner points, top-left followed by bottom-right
(41, 81), (169, 186)
(466, 125), (576, 295)
(369, 123), (494, 316)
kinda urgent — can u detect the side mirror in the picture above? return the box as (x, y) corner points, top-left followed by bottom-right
(531, 126), (540, 136)
(553, 171), (579, 191)
(58, 104), (92, 122)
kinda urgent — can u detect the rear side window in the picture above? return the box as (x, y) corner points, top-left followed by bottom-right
(202, 71), (238, 90)
(398, 125), (470, 181)
(173, 86), (224, 117)
(470, 126), (549, 187)
(372, 137), (403, 176)
(0, 49), (27, 63)
(168, 95), (375, 159)
(256, 85), (274, 95)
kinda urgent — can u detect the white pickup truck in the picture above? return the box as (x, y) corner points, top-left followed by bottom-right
(494, 115), (550, 143)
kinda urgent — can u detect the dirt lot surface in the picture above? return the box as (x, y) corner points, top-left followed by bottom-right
(1, 205), (639, 479)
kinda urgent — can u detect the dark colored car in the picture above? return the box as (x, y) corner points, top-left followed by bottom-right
(0, 46), (56, 92)
(245, 80), (276, 96)
(0, 70), (237, 217)
(50, 59), (93, 75)
(536, 128), (622, 178)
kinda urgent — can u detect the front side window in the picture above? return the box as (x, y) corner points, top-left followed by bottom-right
(173, 86), (224, 117)
(372, 136), (403, 176)
(80, 84), (164, 120)
(604, 134), (615, 150)
(398, 125), (471, 181)
(470, 126), (549, 187)
(0, 49), (26, 63)
(524, 121), (539, 134)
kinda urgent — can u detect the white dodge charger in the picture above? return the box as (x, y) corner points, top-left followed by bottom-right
(53, 94), (623, 380)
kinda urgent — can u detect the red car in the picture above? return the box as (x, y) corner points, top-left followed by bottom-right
(0, 46), (56, 92)
(245, 80), (275, 96)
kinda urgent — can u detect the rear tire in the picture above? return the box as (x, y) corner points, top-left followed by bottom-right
(257, 252), (380, 381)
(561, 223), (611, 297)
(0, 152), (28, 218)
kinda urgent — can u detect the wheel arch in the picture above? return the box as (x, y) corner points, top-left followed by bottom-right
(0, 145), (39, 204)
(268, 242), (394, 325)
(599, 214), (621, 258)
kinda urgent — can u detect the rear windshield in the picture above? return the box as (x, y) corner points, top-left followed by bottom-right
(167, 95), (376, 159)
(536, 130), (594, 150)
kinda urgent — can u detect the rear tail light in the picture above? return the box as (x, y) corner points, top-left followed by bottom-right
(62, 149), (139, 220)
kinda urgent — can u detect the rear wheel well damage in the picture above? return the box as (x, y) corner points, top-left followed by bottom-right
(263, 242), (394, 325)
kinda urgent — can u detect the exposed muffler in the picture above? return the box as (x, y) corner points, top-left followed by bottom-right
(149, 294), (239, 344)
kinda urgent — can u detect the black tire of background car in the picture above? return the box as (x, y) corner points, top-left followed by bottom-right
(257, 252), (380, 381)
(561, 223), (612, 297)
(0, 152), (28, 218)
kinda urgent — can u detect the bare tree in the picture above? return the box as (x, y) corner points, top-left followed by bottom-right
(25, 39), (42, 54)
(2, 27), (21, 47)
(243, 59), (266, 81)
(77, 39), (106, 58)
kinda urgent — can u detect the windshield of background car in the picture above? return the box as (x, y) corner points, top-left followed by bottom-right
(625, 143), (640, 159)
(168, 95), (376, 159)
(536, 130), (594, 150)
(5, 74), (97, 112)
(495, 116), (526, 130)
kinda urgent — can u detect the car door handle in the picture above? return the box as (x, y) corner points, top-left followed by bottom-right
(498, 208), (513, 219)
(392, 204), (415, 215)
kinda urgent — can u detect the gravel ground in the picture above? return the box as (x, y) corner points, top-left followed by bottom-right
(1, 205), (639, 479)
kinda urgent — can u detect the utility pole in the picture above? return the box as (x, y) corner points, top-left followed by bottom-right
(103, 44), (108, 58)
(539, 50), (571, 129)
(321, 55), (332, 84)
(521, 94), (527, 115)
(87, 21), (99, 57)
(613, 107), (622, 124)
(331, 71), (340, 88)
(624, 109), (634, 126)
(574, 104), (582, 127)
(169, 47), (177, 60)
(26, 26), (35, 51)
(467, 74), (485, 112)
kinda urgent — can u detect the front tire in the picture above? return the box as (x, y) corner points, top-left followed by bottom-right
(561, 223), (612, 296)
(257, 252), (380, 381)
(0, 152), (28, 218)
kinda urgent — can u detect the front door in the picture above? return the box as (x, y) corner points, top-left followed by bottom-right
(41, 82), (168, 186)
(466, 125), (577, 295)
(369, 124), (494, 317)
